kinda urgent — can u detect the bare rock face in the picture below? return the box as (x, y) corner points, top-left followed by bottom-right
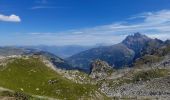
(89, 59), (113, 80)
(122, 32), (152, 58)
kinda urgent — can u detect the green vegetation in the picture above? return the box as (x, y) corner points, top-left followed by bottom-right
(134, 55), (162, 67)
(133, 69), (169, 82)
(0, 91), (38, 100)
(0, 57), (104, 100)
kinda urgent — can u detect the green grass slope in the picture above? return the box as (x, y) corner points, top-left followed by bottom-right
(0, 57), (106, 100)
(0, 90), (38, 100)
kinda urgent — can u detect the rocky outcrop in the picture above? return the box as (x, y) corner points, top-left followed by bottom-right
(98, 53), (170, 99)
(89, 60), (113, 81)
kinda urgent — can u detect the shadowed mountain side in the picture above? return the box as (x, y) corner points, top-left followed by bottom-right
(67, 33), (166, 72)
(67, 43), (135, 72)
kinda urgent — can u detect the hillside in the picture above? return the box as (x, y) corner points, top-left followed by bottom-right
(0, 56), (107, 100)
(0, 33), (169, 99)
(0, 50), (169, 99)
(0, 47), (74, 70)
(88, 43), (170, 99)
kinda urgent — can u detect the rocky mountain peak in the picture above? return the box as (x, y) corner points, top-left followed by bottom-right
(122, 33), (152, 57)
(89, 59), (113, 80)
(134, 32), (145, 37)
(122, 32), (150, 44)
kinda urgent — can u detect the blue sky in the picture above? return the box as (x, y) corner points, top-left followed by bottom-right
(0, 0), (170, 46)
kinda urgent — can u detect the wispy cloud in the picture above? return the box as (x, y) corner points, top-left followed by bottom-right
(4, 10), (170, 45)
(31, 0), (67, 10)
(30, 6), (57, 10)
(0, 14), (21, 22)
(20, 10), (170, 45)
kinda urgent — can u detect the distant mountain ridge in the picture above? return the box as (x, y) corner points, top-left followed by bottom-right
(19, 45), (94, 58)
(0, 33), (169, 99)
(0, 47), (73, 70)
(0, 47), (25, 56)
(67, 33), (167, 72)
(0, 33), (168, 73)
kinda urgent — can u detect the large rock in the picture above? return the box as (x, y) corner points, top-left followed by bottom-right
(89, 60), (113, 80)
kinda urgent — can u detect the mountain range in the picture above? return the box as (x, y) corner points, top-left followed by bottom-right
(0, 33), (169, 73)
(67, 33), (169, 72)
(0, 33), (169, 99)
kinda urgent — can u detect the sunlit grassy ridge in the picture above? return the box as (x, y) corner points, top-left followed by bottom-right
(0, 57), (105, 99)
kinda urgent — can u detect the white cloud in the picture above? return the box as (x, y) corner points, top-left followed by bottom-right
(0, 14), (21, 22)
(26, 10), (170, 45)
(69, 10), (170, 40)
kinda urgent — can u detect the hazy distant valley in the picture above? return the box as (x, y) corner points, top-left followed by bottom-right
(17, 45), (94, 58)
